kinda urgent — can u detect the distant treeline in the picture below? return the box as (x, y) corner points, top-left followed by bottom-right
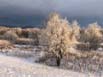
(0, 15), (103, 28)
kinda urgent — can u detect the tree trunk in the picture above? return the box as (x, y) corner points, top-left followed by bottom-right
(56, 50), (62, 66)
(56, 57), (61, 66)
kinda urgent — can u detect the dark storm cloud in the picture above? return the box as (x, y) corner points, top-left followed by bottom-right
(0, 0), (103, 16)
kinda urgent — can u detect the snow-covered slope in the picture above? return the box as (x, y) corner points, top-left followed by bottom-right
(0, 55), (96, 77)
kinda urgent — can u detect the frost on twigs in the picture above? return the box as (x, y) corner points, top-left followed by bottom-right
(79, 22), (102, 50)
(39, 12), (79, 66)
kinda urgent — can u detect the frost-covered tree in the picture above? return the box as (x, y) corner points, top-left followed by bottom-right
(80, 22), (102, 50)
(71, 20), (80, 40)
(39, 13), (78, 66)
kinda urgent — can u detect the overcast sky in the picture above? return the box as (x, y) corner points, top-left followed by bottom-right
(0, 0), (103, 17)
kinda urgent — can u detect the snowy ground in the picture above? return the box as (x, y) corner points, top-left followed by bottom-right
(0, 54), (101, 77)
(0, 44), (40, 62)
(0, 44), (103, 77)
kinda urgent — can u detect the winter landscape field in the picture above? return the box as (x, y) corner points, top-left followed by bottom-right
(0, 0), (103, 77)
(0, 13), (103, 77)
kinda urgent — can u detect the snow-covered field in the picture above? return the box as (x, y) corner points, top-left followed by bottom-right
(0, 44), (103, 77)
(0, 45), (41, 62)
(0, 54), (101, 77)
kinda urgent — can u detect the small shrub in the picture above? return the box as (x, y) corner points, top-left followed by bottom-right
(28, 28), (40, 45)
(12, 28), (22, 36)
(28, 28), (40, 38)
(3, 31), (18, 43)
(0, 40), (13, 49)
(15, 38), (35, 45)
(21, 29), (29, 38)
(0, 27), (10, 35)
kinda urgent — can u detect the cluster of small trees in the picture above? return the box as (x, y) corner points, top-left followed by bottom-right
(39, 12), (103, 66)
